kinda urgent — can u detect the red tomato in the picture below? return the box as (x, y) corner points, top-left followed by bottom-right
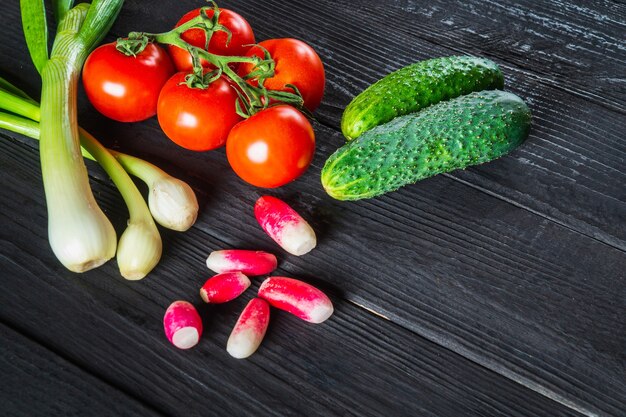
(157, 73), (242, 151)
(167, 8), (255, 72)
(82, 42), (175, 122)
(237, 38), (325, 111)
(226, 105), (315, 188)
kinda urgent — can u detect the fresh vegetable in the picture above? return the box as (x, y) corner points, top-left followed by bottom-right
(258, 277), (333, 324)
(200, 272), (251, 304)
(20, 0), (48, 75)
(163, 301), (203, 349)
(53, 0), (73, 23)
(78, 129), (162, 280)
(82, 41), (175, 122)
(254, 196), (316, 256)
(112, 5), (316, 183)
(227, 298), (270, 359)
(157, 73), (242, 151)
(226, 105), (315, 187)
(113, 151), (198, 232)
(341, 56), (505, 140)
(206, 250), (277, 276)
(0, 88), (40, 123)
(167, 7), (255, 72)
(25, 0), (124, 272)
(323, 90), (531, 200)
(238, 38), (325, 111)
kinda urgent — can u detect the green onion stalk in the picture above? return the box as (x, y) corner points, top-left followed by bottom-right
(38, 2), (121, 273)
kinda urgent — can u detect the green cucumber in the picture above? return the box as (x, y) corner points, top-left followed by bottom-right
(322, 90), (531, 200)
(341, 56), (504, 140)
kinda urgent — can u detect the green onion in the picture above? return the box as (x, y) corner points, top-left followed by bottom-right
(20, 0), (124, 272)
(0, 111), (40, 140)
(38, 3), (116, 272)
(79, 129), (162, 280)
(0, 89), (40, 121)
(53, 0), (75, 26)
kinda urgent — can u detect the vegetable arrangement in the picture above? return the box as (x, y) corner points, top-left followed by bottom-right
(1, 0), (200, 280)
(322, 56), (531, 200)
(2, 0), (534, 361)
(1, 0), (328, 278)
(81, 2), (325, 187)
(2, 0), (333, 360)
(167, 196), (333, 358)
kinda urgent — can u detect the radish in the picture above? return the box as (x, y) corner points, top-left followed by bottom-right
(200, 272), (251, 303)
(163, 301), (203, 349)
(254, 196), (316, 256)
(258, 277), (333, 324)
(227, 298), (270, 359)
(206, 249), (277, 276)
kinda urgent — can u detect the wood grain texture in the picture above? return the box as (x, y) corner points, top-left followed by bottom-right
(0, 323), (160, 417)
(338, 0), (626, 113)
(0, 139), (581, 417)
(3, 120), (624, 417)
(0, 0), (625, 416)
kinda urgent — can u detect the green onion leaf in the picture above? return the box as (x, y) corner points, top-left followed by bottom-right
(20, 0), (49, 75)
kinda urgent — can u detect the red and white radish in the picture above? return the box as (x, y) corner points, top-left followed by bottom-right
(200, 272), (251, 303)
(258, 277), (333, 324)
(227, 298), (270, 359)
(206, 249), (277, 276)
(254, 196), (316, 256)
(163, 300), (203, 349)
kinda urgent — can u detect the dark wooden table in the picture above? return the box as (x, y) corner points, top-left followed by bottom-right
(1, 1), (624, 416)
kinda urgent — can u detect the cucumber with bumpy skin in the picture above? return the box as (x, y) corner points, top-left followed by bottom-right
(322, 90), (531, 201)
(341, 56), (504, 140)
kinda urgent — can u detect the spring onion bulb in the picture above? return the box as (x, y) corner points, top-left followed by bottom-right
(79, 129), (162, 280)
(112, 151), (199, 231)
(0, 109), (162, 278)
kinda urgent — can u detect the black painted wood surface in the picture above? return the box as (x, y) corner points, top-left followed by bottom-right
(0, 1), (624, 416)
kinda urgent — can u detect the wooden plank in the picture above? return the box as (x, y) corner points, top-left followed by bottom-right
(31, 110), (626, 414)
(0, 141), (581, 417)
(0, 0), (624, 416)
(194, 0), (625, 251)
(0, 323), (161, 417)
(1, 122), (621, 417)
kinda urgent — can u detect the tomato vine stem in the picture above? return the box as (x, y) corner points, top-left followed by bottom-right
(115, 3), (306, 118)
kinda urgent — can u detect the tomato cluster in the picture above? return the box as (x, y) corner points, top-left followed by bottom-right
(81, 7), (325, 188)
